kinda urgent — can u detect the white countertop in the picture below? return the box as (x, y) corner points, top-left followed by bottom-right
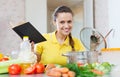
(0, 74), (49, 77)
(101, 51), (120, 65)
(1, 51), (120, 77)
(101, 51), (120, 77)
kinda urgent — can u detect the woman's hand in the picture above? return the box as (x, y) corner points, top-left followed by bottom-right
(31, 41), (35, 52)
(90, 34), (100, 51)
(31, 41), (41, 62)
(35, 52), (41, 63)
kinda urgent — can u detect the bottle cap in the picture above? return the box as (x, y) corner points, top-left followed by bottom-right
(23, 36), (29, 41)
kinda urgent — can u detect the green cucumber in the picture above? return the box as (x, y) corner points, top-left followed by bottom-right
(0, 59), (22, 74)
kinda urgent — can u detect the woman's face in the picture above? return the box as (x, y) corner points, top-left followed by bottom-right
(54, 13), (73, 36)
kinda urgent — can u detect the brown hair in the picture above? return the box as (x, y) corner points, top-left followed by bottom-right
(53, 5), (75, 51)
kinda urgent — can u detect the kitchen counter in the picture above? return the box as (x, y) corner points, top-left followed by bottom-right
(0, 73), (112, 77)
(0, 73), (49, 77)
(1, 51), (120, 77)
(101, 51), (120, 65)
(100, 51), (120, 77)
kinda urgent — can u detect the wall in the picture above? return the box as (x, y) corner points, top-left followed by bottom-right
(108, 0), (120, 47)
(47, 8), (56, 33)
(95, 0), (120, 48)
(72, 5), (84, 39)
(84, 0), (94, 28)
(25, 0), (47, 34)
(0, 0), (25, 55)
(95, 0), (109, 36)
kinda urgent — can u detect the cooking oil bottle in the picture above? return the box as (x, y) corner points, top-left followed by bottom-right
(18, 36), (37, 74)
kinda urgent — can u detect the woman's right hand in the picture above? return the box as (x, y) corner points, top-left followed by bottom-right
(31, 41), (41, 63)
(35, 52), (41, 63)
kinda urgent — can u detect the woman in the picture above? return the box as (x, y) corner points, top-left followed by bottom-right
(34, 6), (85, 65)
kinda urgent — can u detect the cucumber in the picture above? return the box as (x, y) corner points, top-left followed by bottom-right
(0, 59), (22, 74)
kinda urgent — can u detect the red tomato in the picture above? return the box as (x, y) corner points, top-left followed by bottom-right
(0, 57), (9, 62)
(8, 64), (21, 75)
(34, 63), (45, 73)
(77, 62), (84, 67)
(24, 66), (36, 74)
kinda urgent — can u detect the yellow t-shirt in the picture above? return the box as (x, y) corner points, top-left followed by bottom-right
(35, 31), (85, 65)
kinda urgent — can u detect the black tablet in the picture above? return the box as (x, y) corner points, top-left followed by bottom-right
(12, 22), (46, 43)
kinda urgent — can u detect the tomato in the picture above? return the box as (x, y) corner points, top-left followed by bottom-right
(77, 62), (84, 67)
(34, 63), (45, 73)
(8, 64), (21, 75)
(0, 57), (9, 62)
(24, 66), (36, 74)
(23, 63), (45, 74)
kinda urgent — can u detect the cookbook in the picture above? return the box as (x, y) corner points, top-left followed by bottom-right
(12, 22), (46, 43)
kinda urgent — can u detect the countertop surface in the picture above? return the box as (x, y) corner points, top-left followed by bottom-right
(0, 73), (49, 77)
(101, 51), (120, 65)
(0, 73), (112, 77)
(1, 51), (120, 77)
